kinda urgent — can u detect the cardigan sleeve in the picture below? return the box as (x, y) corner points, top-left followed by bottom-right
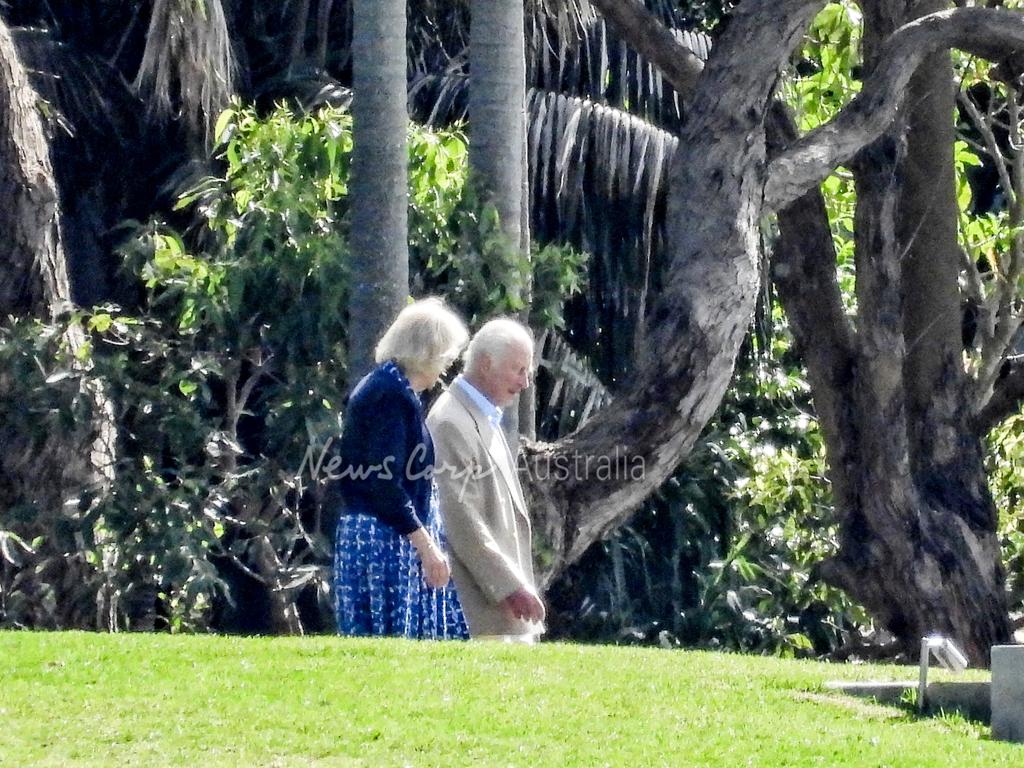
(336, 381), (424, 536)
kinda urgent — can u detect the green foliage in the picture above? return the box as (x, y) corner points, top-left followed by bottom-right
(529, 242), (588, 330)
(419, 180), (588, 329)
(817, 168), (857, 311)
(421, 184), (531, 318)
(0, 100), (590, 632)
(407, 121), (588, 329)
(3, 103), (356, 631)
(553, 348), (871, 657)
(95, 102), (364, 630)
(27, 102), (362, 631)
(783, 1), (862, 132)
(709, 363), (871, 655)
(988, 414), (1024, 617)
(408, 125), (468, 258)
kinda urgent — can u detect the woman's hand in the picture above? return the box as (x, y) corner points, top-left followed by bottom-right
(408, 528), (451, 588)
(420, 545), (451, 589)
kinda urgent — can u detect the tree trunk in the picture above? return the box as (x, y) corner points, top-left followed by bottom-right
(523, 0), (825, 584)
(470, 0), (530, 443)
(0, 16), (117, 628)
(288, 0), (312, 73)
(897, 1), (963, 448)
(0, 25), (71, 318)
(316, 0), (336, 71)
(518, 126), (536, 442)
(250, 535), (304, 635)
(531, 0), (1018, 662)
(348, 0), (409, 382)
(0, 12), (75, 527)
(767, 0), (1009, 664)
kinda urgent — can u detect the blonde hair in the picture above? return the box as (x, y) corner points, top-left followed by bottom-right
(374, 297), (469, 376)
(464, 317), (534, 374)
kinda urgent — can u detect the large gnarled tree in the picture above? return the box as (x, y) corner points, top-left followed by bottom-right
(522, 0), (1024, 664)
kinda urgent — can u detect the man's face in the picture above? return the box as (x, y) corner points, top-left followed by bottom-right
(478, 342), (532, 408)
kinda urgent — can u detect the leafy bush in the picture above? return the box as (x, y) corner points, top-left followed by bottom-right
(0, 103), (361, 632)
(547, 345), (873, 657)
(0, 101), (587, 633)
(988, 414), (1024, 626)
(416, 177), (587, 328)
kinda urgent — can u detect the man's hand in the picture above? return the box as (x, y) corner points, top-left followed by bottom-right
(500, 587), (546, 624)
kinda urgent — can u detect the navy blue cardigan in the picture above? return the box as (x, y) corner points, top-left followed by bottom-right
(333, 361), (434, 536)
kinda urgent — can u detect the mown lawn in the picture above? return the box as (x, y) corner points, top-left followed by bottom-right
(0, 632), (1018, 767)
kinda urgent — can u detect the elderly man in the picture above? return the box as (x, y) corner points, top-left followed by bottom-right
(427, 317), (546, 641)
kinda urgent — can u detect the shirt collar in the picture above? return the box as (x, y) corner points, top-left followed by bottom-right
(455, 375), (503, 431)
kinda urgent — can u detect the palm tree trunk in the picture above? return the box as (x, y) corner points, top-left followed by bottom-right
(0, 16), (117, 628)
(348, 0), (409, 381)
(0, 22), (71, 317)
(469, 1), (526, 255)
(470, 0), (530, 441)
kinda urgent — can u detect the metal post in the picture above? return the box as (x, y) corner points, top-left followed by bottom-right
(918, 636), (930, 713)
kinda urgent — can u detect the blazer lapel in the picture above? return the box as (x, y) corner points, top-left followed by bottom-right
(449, 385), (529, 518)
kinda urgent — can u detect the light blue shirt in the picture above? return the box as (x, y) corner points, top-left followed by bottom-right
(455, 375), (503, 431)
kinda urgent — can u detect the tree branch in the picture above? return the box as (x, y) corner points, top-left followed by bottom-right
(767, 102), (857, 360)
(528, 0), (828, 576)
(587, 0), (706, 95)
(766, 8), (1024, 209)
(974, 357), (1024, 433)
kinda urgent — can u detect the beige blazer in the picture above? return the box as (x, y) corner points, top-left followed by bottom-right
(427, 384), (539, 637)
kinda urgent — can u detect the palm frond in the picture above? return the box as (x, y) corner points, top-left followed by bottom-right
(411, 2), (713, 132)
(12, 26), (137, 149)
(528, 15), (711, 130)
(408, 1), (468, 79)
(537, 329), (613, 439)
(527, 0), (595, 49)
(253, 64), (352, 112)
(529, 90), (679, 380)
(409, 66), (468, 127)
(132, 0), (235, 144)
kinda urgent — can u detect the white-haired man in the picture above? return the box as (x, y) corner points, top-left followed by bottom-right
(427, 317), (546, 641)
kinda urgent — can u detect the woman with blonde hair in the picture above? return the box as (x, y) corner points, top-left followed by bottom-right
(333, 297), (469, 638)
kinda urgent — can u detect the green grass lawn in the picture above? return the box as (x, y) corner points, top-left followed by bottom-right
(0, 632), (1018, 767)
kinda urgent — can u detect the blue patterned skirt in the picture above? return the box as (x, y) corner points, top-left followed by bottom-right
(334, 485), (468, 639)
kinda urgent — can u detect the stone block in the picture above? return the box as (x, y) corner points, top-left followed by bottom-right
(992, 644), (1024, 743)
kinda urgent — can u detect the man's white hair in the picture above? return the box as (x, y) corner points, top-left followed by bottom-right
(464, 317), (534, 374)
(374, 297), (468, 375)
